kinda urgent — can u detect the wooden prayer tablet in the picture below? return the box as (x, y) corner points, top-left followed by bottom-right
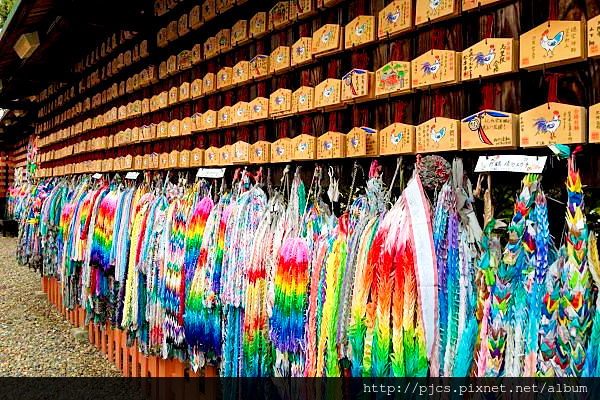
(190, 148), (205, 167)
(519, 102), (586, 147)
(317, 131), (346, 159)
(216, 0), (235, 14)
(250, 141), (271, 164)
(270, 46), (291, 73)
(216, 29), (231, 53)
(179, 82), (190, 102)
(159, 152), (170, 170)
(315, 78), (342, 109)
(462, 0), (505, 11)
(249, 97), (269, 120)
(461, 38), (517, 81)
(379, 123), (416, 155)
(189, 5), (203, 30)
(292, 134), (317, 160)
(142, 154), (150, 170)
(589, 102), (600, 142)
(203, 72), (216, 94)
(232, 141), (250, 164)
(219, 145), (232, 166)
(232, 102), (250, 124)
(204, 37), (217, 60)
(191, 113), (203, 132)
(167, 55), (177, 75)
(134, 155), (143, 170)
(178, 14), (190, 37)
(346, 127), (379, 157)
(520, 20), (586, 70)
(192, 44), (203, 65)
(250, 55), (270, 80)
(217, 67), (233, 90)
(118, 105), (127, 121)
(269, 2), (291, 30)
(159, 61), (168, 79)
(312, 24), (343, 57)
(416, 117), (460, 153)
(217, 106), (232, 128)
(191, 79), (203, 99)
(169, 87), (179, 106)
(291, 0), (317, 20)
(460, 110), (518, 150)
(292, 86), (314, 113)
(178, 50), (192, 70)
(157, 28), (168, 48)
(411, 50), (460, 89)
(291, 37), (313, 66)
(415, 0), (459, 26)
(169, 150), (179, 168)
(204, 147), (220, 166)
(345, 16), (376, 49)
(203, 110), (217, 130)
(168, 119), (181, 137)
(589, 15), (600, 58)
(342, 69), (374, 103)
(167, 20), (178, 42)
(249, 12), (268, 39)
(232, 20), (249, 46)
(378, 0), (413, 39)
(181, 117), (192, 135)
(271, 138), (293, 163)
(202, 0), (216, 22)
(179, 149), (191, 168)
(233, 61), (250, 85)
(269, 88), (293, 117)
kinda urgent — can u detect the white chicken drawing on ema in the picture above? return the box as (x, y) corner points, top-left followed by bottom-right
(473, 44), (495, 70)
(540, 29), (564, 57)
(422, 55), (441, 79)
(430, 124), (446, 147)
(429, 0), (441, 13)
(535, 110), (561, 140)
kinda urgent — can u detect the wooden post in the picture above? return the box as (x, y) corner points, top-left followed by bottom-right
(114, 329), (123, 371)
(205, 365), (217, 400)
(107, 325), (114, 362)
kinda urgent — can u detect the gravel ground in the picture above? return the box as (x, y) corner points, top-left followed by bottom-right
(0, 236), (122, 377)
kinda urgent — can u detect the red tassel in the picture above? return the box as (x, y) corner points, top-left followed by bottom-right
(328, 59), (338, 79)
(545, 73), (562, 103)
(258, 124), (267, 141)
(480, 83), (495, 110)
(301, 115), (312, 135)
(329, 111), (338, 131)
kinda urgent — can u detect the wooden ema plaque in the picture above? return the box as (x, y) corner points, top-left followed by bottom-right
(191, 79), (203, 99)
(378, 0), (413, 39)
(519, 102), (586, 147)
(190, 148), (204, 167)
(167, 20), (178, 42)
(142, 154), (150, 170)
(250, 55), (270, 80)
(192, 44), (202, 65)
(169, 150), (179, 169)
(231, 21), (248, 47)
(157, 28), (168, 48)
(460, 110), (518, 150)
(158, 91), (169, 109)
(232, 141), (250, 164)
(269, 2), (291, 30)
(232, 102), (250, 124)
(204, 110), (217, 130)
(169, 87), (179, 106)
(233, 61), (250, 85)
(462, 0), (505, 11)
(589, 102), (600, 142)
(520, 21), (586, 70)
(203, 0), (216, 22)
(342, 69), (374, 103)
(217, 67), (233, 90)
(157, 121), (169, 139)
(461, 38), (517, 81)
(250, 97), (269, 120)
(292, 86), (314, 113)
(134, 155), (143, 170)
(204, 146), (220, 166)
(216, 0), (235, 14)
(191, 113), (203, 131)
(315, 79), (342, 109)
(249, 12), (268, 39)
(203, 72), (216, 94)
(178, 50), (192, 70)
(317, 131), (346, 159)
(379, 123), (416, 155)
(415, 0), (459, 26)
(416, 117), (460, 153)
(181, 117), (193, 135)
(271, 138), (293, 162)
(312, 24), (343, 57)
(189, 5), (203, 30)
(179, 149), (191, 168)
(346, 127), (379, 157)
(220, 145), (232, 166)
(292, 134), (316, 160)
(159, 152), (169, 170)
(218, 106), (232, 128)
(167, 55), (178, 75)
(589, 15), (600, 58)
(270, 88), (293, 117)
(216, 29), (231, 53)
(169, 119), (181, 137)
(345, 16), (376, 49)
(292, 0), (316, 20)
(270, 46), (291, 73)
(250, 141), (271, 163)
(292, 37), (313, 66)
(412, 50), (459, 89)
(204, 37), (217, 59)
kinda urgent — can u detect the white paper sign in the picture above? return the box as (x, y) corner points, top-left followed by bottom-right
(92, 173), (102, 179)
(196, 167), (226, 178)
(125, 171), (140, 180)
(475, 155), (546, 173)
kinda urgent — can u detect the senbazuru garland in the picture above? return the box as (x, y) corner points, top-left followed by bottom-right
(11, 154), (600, 378)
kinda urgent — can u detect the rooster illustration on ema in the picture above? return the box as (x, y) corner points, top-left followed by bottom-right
(463, 110), (509, 145)
(540, 29), (564, 57)
(473, 44), (495, 70)
(430, 124), (446, 146)
(535, 111), (561, 140)
(422, 55), (441, 79)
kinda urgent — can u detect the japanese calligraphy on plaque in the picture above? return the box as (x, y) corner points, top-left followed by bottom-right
(345, 16), (376, 48)
(204, 147), (220, 167)
(415, 0), (459, 26)
(203, 72), (216, 94)
(218, 106), (232, 128)
(342, 69), (374, 103)
(189, 5), (202, 30)
(250, 141), (271, 164)
(375, 61), (411, 97)
(190, 148), (205, 167)
(249, 97), (269, 121)
(250, 55), (269, 80)
(232, 102), (250, 124)
(378, 0), (413, 39)
(520, 21), (585, 70)
(202, 0), (216, 22)
(220, 145), (232, 166)
(203, 110), (217, 130)
(232, 141), (250, 164)
(461, 38), (517, 81)
(346, 127), (379, 157)
(462, 0), (504, 11)
(411, 50), (459, 89)
(249, 12), (267, 39)
(191, 79), (203, 99)
(312, 24), (343, 57)
(270, 46), (291, 73)
(215, 29), (231, 53)
(315, 79), (342, 109)
(233, 61), (250, 85)
(416, 117), (460, 153)
(589, 102), (600, 142)
(217, 67), (233, 90)
(204, 37), (217, 59)
(271, 138), (293, 163)
(460, 110), (518, 150)
(379, 123), (416, 155)
(291, 0), (316, 20)
(232, 20), (249, 46)
(520, 102), (587, 147)
(292, 37), (312, 66)
(292, 86), (314, 113)
(269, 88), (293, 117)
(180, 117), (192, 135)
(588, 15), (600, 58)
(269, 2), (291, 30)
(292, 134), (317, 160)
(179, 149), (190, 168)
(317, 131), (346, 159)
